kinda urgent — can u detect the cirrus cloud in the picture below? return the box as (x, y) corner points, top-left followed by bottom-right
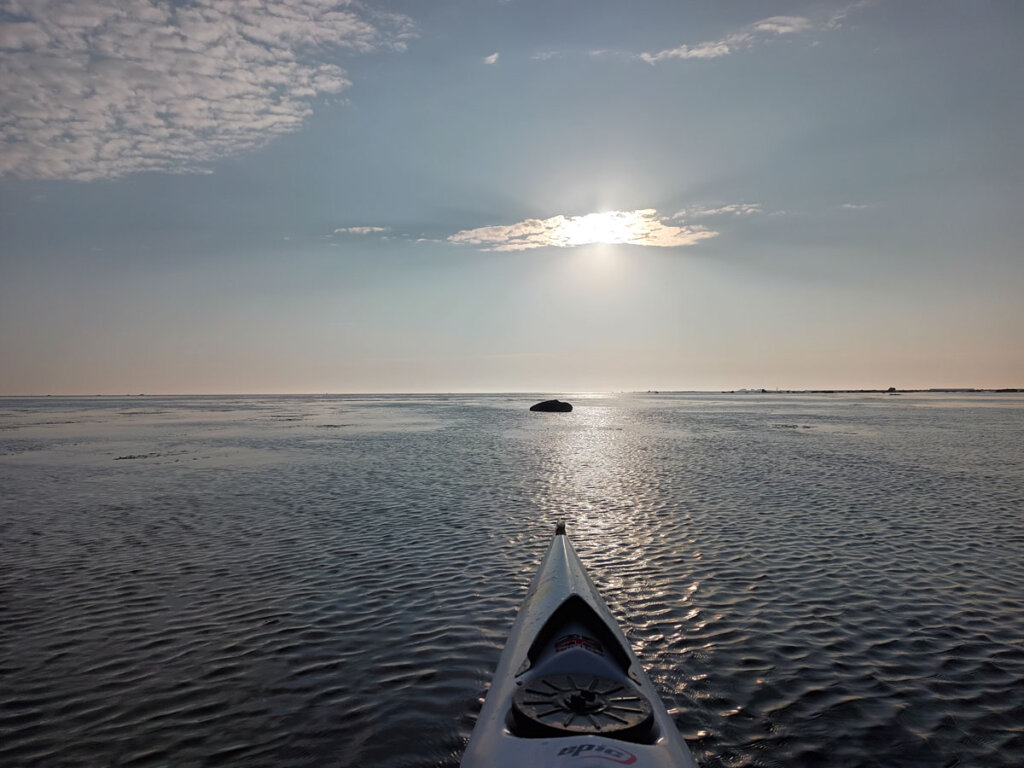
(333, 225), (390, 235)
(0, 0), (416, 181)
(638, 4), (864, 64)
(673, 203), (764, 219)
(448, 209), (718, 252)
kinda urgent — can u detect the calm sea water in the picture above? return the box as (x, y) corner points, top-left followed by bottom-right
(2, 393), (1022, 768)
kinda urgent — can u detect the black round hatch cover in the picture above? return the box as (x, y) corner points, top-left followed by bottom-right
(511, 674), (654, 738)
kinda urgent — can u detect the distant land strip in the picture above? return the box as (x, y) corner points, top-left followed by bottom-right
(658, 388), (1024, 394)
(1, 388), (1022, 397)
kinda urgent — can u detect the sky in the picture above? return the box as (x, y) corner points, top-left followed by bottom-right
(1, 0), (1021, 394)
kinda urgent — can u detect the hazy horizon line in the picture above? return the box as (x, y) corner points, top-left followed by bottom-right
(2, 387), (1021, 398)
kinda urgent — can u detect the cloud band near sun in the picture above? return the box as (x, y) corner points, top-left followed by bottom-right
(0, 0), (416, 181)
(448, 209), (718, 251)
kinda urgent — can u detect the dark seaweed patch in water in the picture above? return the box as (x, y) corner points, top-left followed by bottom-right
(114, 450), (190, 461)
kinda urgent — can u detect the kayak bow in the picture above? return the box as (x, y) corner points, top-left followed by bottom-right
(461, 524), (699, 768)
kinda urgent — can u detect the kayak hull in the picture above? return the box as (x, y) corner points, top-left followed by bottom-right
(460, 529), (698, 768)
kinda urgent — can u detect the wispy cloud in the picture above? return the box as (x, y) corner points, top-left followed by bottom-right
(0, 0), (416, 181)
(333, 226), (391, 235)
(448, 209), (718, 252)
(840, 202), (874, 210)
(751, 16), (815, 36)
(638, 5), (863, 64)
(673, 203), (764, 219)
(483, 52), (499, 65)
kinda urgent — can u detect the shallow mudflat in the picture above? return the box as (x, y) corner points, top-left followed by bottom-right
(2, 392), (1023, 767)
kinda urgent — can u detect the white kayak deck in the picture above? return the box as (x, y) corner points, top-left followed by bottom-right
(460, 528), (699, 768)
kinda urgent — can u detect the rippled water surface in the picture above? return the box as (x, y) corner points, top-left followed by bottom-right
(2, 393), (1023, 768)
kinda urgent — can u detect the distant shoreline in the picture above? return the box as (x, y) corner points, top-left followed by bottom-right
(713, 388), (1024, 395)
(1, 388), (1022, 398)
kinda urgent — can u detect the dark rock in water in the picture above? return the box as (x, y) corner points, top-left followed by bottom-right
(530, 399), (572, 412)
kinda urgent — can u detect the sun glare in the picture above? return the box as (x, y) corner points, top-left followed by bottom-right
(447, 208), (718, 251)
(560, 211), (645, 246)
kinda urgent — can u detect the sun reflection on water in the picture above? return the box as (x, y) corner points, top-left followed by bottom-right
(522, 396), (704, 639)
(516, 395), (711, 724)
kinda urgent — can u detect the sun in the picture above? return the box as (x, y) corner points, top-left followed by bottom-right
(449, 208), (717, 251)
(558, 210), (648, 246)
